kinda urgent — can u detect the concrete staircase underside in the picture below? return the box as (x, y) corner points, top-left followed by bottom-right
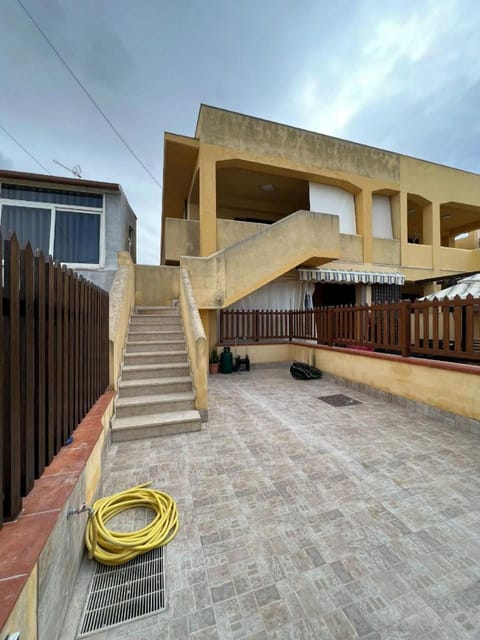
(111, 306), (202, 441)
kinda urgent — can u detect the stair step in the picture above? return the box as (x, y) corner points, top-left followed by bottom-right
(135, 306), (178, 316)
(112, 409), (202, 442)
(127, 330), (184, 341)
(121, 363), (190, 381)
(130, 315), (181, 326)
(115, 392), (195, 418)
(123, 350), (187, 365)
(126, 340), (185, 353)
(118, 376), (193, 397)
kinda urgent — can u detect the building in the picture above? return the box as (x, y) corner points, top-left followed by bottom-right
(0, 169), (136, 291)
(161, 105), (480, 347)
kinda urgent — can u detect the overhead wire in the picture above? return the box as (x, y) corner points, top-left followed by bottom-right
(16, 0), (162, 188)
(0, 123), (52, 174)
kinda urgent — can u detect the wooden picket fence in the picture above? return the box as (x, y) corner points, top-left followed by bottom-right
(220, 295), (480, 362)
(0, 232), (109, 525)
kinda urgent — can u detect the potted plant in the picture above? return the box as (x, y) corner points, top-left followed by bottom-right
(209, 348), (220, 374)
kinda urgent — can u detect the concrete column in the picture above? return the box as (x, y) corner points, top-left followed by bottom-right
(399, 191), (408, 266)
(424, 202), (441, 269)
(199, 149), (217, 257)
(355, 189), (372, 263)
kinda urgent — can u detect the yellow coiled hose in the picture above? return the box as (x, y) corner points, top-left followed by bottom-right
(85, 482), (179, 566)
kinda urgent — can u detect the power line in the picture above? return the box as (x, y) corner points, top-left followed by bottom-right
(16, 0), (162, 189)
(0, 123), (52, 174)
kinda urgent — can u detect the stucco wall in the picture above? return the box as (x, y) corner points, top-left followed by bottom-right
(196, 106), (401, 182)
(135, 265), (180, 306)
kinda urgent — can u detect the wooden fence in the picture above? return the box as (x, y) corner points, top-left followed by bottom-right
(1, 232), (109, 525)
(220, 295), (480, 362)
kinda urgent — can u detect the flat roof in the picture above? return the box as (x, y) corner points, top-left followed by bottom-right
(0, 169), (121, 192)
(196, 104), (480, 178)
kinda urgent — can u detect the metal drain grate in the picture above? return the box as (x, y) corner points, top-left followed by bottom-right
(318, 394), (361, 407)
(77, 546), (166, 637)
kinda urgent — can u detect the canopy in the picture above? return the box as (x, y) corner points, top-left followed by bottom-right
(298, 267), (405, 285)
(421, 273), (480, 300)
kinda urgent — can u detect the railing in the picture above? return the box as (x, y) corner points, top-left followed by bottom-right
(220, 295), (480, 362)
(179, 267), (208, 418)
(1, 232), (109, 525)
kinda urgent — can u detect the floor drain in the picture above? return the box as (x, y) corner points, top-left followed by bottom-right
(318, 394), (361, 407)
(77, 546), (166, 637)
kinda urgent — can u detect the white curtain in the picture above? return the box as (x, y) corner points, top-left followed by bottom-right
(227, 277), (314, 310)
(372, 195), (393, 239)
(309, 182), (356, 234)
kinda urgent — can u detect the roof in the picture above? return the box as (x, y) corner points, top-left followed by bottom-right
(0, 169), (121, 192)
(422, 273), (480, 300)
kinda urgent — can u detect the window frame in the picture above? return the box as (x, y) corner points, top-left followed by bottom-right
(0, 182), (105, 269)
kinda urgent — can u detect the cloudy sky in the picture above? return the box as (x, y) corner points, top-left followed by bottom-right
(1, 0), (479, 263)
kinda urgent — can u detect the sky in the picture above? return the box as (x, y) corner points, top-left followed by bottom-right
(1, 0), (480, 264)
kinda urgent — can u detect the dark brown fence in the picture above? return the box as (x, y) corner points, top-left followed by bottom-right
(1, 232), (109, 525)
(220, 295), (480, 362)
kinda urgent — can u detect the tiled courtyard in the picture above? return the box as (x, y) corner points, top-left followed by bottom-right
(63, 366), (480, 639)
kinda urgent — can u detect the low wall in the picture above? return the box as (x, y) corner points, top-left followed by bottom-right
(109, 252), (135, 389)
(135, 265), (180, 306)
(235, 342), (480, 424)
(179, 268), (208, 419)
(0, 392), (115, 640)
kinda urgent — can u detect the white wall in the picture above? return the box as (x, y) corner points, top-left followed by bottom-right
(309, 183), (356, 234)
(372, 194), (393, 239)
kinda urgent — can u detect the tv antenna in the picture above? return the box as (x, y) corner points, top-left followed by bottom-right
(53, 159), (82, 178)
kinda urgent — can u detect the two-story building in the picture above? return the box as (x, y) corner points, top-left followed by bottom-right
(161, 105), (480, 347)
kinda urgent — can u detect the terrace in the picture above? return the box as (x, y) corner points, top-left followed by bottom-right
(58, 366), (480, 639)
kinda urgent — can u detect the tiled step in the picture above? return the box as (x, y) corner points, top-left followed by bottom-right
(135, 306), (178, 316)
(123, 350), (187, 366)
(115, 391), (195, 418)
(125, 340), (185, 353)
(130, 315), (181, 326)
(112, 409), (202, 442)
(118, 376), (193, 397)
(127, 329), (185, 341)
(122, 362), (190, 381)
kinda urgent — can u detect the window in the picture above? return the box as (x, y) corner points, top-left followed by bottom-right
(0, 183), (103, 265)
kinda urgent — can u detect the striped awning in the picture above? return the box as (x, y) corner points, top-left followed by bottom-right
(298, 268), (405, 285)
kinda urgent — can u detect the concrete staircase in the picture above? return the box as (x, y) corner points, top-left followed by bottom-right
(111, 306), (202, 442)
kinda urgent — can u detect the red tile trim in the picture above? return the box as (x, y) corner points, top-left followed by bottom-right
(0, 391), (115, 631)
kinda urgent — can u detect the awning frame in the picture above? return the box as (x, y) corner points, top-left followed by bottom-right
(298, 268), (405, 286)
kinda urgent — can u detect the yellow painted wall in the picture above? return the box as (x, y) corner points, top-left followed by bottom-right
(372, 238), (401, 265)
(135, 265), (180, 306)
(1, 567), (37, 640)
(182, 210), (340, 309)
(109, 252), (135, 389)
(164, 218), (199, 262)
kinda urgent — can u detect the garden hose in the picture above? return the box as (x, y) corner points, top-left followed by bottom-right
(84, 482), (179, 566)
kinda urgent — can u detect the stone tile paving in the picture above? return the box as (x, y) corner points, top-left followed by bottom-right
(61, 366), (480, 639)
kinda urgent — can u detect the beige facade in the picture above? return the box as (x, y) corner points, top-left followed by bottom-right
(162, 105), (480, 344)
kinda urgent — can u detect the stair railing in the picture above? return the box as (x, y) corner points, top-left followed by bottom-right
(179, 267), (208, 419)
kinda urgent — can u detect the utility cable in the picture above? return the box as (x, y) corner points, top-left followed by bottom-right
(0, 123), (52, 174)
(16, 0), (162, 188)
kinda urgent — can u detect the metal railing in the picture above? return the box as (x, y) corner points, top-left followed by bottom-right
(1, 231), (109, 524)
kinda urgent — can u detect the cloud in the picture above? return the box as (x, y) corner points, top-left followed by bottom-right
(295, 0), (470, 138)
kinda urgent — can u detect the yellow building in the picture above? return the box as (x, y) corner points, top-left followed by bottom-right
(162, 105), (480, 347)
